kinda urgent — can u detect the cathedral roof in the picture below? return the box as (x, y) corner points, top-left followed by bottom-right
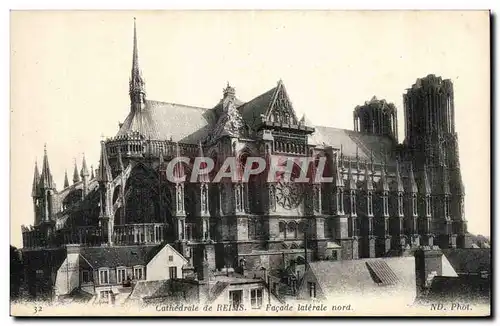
(237, 86), (277, 129)
(116, 100), (215, 144)
(311, 126), (394, 161)
(116, 80), (395, 159)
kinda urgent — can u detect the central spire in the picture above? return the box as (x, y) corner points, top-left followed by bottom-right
(129, 18), (146, 112)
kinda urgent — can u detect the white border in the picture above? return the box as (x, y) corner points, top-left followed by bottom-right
(3, 1), (497, 325)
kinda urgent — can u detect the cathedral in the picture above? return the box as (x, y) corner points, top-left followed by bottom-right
(22, 20), (470, 281)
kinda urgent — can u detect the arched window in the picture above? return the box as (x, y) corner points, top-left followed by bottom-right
(425, 195), (432, 217)
(398, 193), (404, 217)
(338, 189), (344, 214)
(298, 222), (306, 239)
(287, 222), (297, 239)
(367, 191), (373, 216)
(350, 190), (357, 216)
(382, 192), (389, 217)
(279, 221), (286, 239)
(412, 194), (418, 217)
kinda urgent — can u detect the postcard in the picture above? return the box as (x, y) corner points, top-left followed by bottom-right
(10, 10), (491, 317)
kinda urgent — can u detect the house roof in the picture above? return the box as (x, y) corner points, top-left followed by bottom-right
(129, 280), (170, 301)
(442, 248), (491, 274)
(306, 257), (415, 298)
(426, 275), (490, 303)
(208, 281), (230, 303)
(80, 244), (162, 269)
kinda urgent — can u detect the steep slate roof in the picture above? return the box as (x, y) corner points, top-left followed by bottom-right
(426, 275), (490, 303)
(80, 244), (162, 269)
(116, 100), (215, 144)
(237, 86), (277, 129)
(116, 82), (397, 157)
(208, 281), (230, 303)
(442, 248), (491, 274)
(311, 126), (394, 160)
(129, 280), (169, 301)
(306, 257), (415, 298)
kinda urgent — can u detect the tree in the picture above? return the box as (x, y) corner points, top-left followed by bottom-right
(10, 245), (23, 299)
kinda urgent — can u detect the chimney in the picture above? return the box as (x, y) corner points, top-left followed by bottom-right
(198, 259), (210, 281)
(66, 243), (81, 255)
(414, 246), (443, 297)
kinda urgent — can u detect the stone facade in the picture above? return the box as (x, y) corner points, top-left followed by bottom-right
(22, 21), (470, 290)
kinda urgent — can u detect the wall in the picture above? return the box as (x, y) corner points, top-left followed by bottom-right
(146, 244), (188, 281)
(54, 252), (79, 296)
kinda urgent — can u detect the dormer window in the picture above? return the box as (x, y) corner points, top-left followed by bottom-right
(133, 265), (145, 280)
(117, 267), (127, 284)
(99, 268), (109, 285)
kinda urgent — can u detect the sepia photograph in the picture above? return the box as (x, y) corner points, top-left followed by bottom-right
(9, 10), (491, 317)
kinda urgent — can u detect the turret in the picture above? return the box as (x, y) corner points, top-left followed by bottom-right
(31, 160), (41, 225)
(31, 160), (40, 198)
(361, 160), (375, 258)
(97, 141), (112, 184)
(222, 82), (236, 101)
(375, 158), (391, 256)
(97, 140), (113, 245)
(353, 96), (398, 141)
(390, 160), (407, 250)
(377, 159), (389, 217)
(197, 142), (211, 241)
(394, 160), (405, 193)
(364, 160), (374, 192)
(39, 144), (55, 224)
(73, 160), (80, 184)
(173, 143), (187, 242)
(81, 154), (90, 197)
(377, 160), (389, 193)
(332, 149), (344, 215)
(63, 170), (69, 188)
(117, 147), (125, 173)
(81, 154), (89, 179)
(419, 164), (433, 246)
(407, 162), (419, 194)
(39, 144), (55, 190)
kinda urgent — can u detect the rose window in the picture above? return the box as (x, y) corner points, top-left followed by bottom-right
(275, 181), (302, 210)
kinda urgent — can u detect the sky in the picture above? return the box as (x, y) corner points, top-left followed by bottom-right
(10, 10), (490, 247)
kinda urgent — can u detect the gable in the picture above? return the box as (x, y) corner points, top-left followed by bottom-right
(298, 266), (325, 300)
(146, 244), (188, 281)
(265, 81), (299, 125)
